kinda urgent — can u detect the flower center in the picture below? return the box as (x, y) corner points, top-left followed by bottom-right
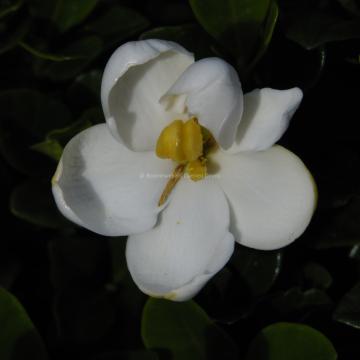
(156, 117), (218, 206)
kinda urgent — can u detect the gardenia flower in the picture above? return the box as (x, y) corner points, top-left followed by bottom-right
(52, 39), (317, 301)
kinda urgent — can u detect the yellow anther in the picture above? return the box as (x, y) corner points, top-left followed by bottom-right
(156, 117), (218, 206)
(155, 118), (203, 163)
(182, 118), (203, 162)
(156, 120), (185, 162)
(186, 158), (207, 181)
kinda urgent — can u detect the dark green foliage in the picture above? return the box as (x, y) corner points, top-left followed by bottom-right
(0, 0), (359, 359)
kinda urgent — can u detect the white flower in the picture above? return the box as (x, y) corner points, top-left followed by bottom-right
(52, 40), (317, 301)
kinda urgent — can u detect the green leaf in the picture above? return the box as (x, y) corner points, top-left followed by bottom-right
(29, 0), (98, 32)
(55, 288), (117, 343)
(19, 41), (81, 61)
(108, 237), (145, 313)
(49, 236), (106, 290)
(0, 0), (23, 19)
(0, 256), (21, 289)
(31, 111), (93, 161)
(49, 235), (118, 343)
(337, 0), (360, 17)
(0, 89), (72, 138)
(246, 322), (337, 360)
(10, 180), (71, 229)
(248, 0), (278, 71)
(142, 298), (238, 360)
(0, 132), (53, 175)
(302, 262), (333, 290)
(39, 36), (103, 81)
(231, 245), (283, 297)
(313, 195), (360, 249)
(31, 139), (63, 161)
(286, 12), (360, 50)
(0, 287), (47, 360)
(140, 24), (217, 59)
(0, 89), (71, 174)
(333, 282), (360, 329)
(93, 350), (159, 360)
(67, 71), (102, 110)
(271, 288), (332, 314)
(85, 5), (149, 49)
(47, 114), (92, 145)
(0, 17), (30, 55)
(189, 0), (271, 69)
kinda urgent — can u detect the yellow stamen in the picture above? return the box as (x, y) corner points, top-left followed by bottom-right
(156, 117), (218, 206)
(156, 117), (203, 163)
(182, 118), (203, 162)
(158, 164), (186, 206)
(187, 158), (207, 181)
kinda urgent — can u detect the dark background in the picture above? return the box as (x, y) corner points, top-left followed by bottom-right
(0, 0), (359, 359)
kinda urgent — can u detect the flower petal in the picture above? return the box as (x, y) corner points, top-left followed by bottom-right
(227, 87), (303, 153)
(160, 58), (244, 150)
(126, 178), (234, 301)
(213, 145), (317, 250)
(101, 40), (194, 151)
(52, 124), (173, 236)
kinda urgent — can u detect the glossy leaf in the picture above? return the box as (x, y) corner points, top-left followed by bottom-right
(19, 41), (81, 61)
(246, 322), (337, 360)
(31, 113), (93, 161)
(39, 36), (103, 81)
(47, 114), (92, 145)
(313, 195), (360, 248)
(333, 282), (360, 329)
(248, 0), (278, 71)
(0, 89), (71, 174)
(0, 287), (47, 360)
(0, 0), (23, 19)
(31, 139), (63, 161)
(0, 89), (72, 138)
(142, 298), (238, 360)
(337, 0), (360, 16)
(189, 0), (271, 69)
(85, 6), (149, 49)
(10, 180), (71, 229)
(286, 12), (360, 50)
(140, 24), (216, 59)
(0, 256), (21, 289)
(302, 262), (333, 290)
(67, 71), (102, 110)
(48, 235), (119, 343)
(93, 350), (159, 360)
(230, 245), (283, 297)
(272, 288), (332, 314)
(29, 0), (98, 32)
(108, 237), (145, 313)
(0, 130), (53, 175)
(0, 17), (30, 55)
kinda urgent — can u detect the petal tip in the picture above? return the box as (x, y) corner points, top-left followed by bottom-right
(51, 159), (63, 186)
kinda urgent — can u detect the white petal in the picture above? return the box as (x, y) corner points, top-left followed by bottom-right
(228, 87), (303, 153)
(126, 178), (234, 301)
(213, 145), (317, 250)
(101, 40), (194, 151)
(160, 58), (243, 150)
(52, 124), (173, 236)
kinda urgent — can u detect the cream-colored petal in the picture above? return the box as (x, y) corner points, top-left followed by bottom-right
(228, 87), (303, 153)
(126, 178), (234, 301)
(101, 39), (194, 151)
(213, 145), (317, 250)
(52, 124), (173, 236)
(160, 57), (243, 150)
